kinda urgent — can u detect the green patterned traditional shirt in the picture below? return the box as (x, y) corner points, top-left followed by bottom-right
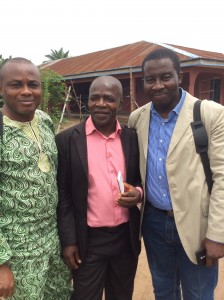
(0, 110), (58, 264)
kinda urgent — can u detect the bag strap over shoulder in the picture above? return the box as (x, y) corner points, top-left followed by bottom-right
(191, 100), (213, 194)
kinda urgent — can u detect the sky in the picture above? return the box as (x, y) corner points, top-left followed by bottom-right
(1, 0), (223, 66)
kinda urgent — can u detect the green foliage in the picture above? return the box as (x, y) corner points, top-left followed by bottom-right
(40, 68), (66, 123)
(0, 54), (12, 68)
(0, 54), (12, 107)
(44, 48), (69, 62)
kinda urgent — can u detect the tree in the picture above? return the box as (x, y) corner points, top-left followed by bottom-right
(44, 48), (69, 62)
(0, 55), (12, 106)
(40, 68), (67, 123)
(0, 54), (12, 68)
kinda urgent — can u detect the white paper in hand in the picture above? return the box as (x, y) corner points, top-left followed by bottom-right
(117, 171), (124, 193)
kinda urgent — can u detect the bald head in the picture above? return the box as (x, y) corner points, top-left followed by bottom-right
(89, 76), (123, 101)
(0, 58), (39, 82)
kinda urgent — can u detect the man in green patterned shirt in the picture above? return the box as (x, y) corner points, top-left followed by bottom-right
(0, 58), (72, 299)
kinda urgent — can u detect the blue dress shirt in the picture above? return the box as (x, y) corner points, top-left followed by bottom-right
(146, 88), (186, 210)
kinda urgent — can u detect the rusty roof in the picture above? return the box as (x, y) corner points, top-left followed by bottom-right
(167, 43), (224, 60)
(40, 41), (224, 77)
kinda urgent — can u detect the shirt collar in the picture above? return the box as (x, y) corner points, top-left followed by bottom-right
(3, 111), (39, 129)
(86, 116), (122, 136)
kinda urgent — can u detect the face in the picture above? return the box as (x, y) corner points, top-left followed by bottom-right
(0, 62), (42, 122)
(143, 58), (183, 118)
(88, 77), (122, 136)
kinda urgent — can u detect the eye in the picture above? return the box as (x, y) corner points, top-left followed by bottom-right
(144, 77), (154, 84)
(10, 82), (22, 88)
(163, 75), (172, 81)
(105, 96), (114, 102)
(89, 95), (98, 102)
(29, 81), (40, 88)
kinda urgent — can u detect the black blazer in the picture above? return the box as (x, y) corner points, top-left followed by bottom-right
(56, 119), (142, 260)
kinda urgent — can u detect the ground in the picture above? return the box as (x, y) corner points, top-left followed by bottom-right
(133, 242), (224, 300)
(0, 245), (223, 300)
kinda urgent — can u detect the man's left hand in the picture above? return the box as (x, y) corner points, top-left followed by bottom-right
(204, 238), (224, 267)
(117, 183), (141, 208)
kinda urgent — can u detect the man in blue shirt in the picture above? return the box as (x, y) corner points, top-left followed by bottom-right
(129, 48), (224, 300)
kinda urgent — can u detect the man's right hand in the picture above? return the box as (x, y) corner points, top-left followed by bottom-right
(0, 264), (14, 298)
(62, 245), (82, 270)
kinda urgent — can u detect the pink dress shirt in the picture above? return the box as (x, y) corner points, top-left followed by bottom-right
(86, 116), (129, 227)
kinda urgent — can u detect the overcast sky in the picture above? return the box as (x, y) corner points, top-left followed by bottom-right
(1, 0), (223, 65)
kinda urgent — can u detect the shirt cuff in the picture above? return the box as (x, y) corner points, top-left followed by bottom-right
(135, 186), (143, 203)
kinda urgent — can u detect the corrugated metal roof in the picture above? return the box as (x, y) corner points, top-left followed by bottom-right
(40, 41), (224, 76)
(167, 43), (224, 60)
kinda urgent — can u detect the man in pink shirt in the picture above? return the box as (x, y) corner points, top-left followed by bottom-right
(56, 76), (142, 300)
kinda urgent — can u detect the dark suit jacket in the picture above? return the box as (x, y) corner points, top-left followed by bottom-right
(56, 119), (142, 261)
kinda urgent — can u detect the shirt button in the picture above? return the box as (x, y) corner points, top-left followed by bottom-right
(160, 139), (163, 143)
(159, 176), (162, 179)
(159, 158), (162, 161)
(163, 194), (166, 197)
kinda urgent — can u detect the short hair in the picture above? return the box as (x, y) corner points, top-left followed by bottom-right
(0, 57), (35, 81)
(89, 75), (123, 100)
(142, 48), (181, 74)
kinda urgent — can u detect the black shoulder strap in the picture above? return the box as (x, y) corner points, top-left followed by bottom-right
(191, 100), (213, 194)
(0, 111), (3, 140)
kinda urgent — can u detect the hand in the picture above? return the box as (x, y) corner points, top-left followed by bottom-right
(203, 238), (224, 267)
(62, 245), (82, 270)
(0, 264), (14, 298)
(117, 182), (141, 208)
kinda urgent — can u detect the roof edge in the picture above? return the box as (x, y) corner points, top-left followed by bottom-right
(151, 41), (200, 59)
(181, 58), (224, 67)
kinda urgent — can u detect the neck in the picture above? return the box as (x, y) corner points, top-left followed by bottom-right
(95, 123), (117, 137)
(2, 106), (34, 122)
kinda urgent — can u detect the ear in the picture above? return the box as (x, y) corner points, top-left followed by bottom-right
(179, 71), (183, 84)
(0, 81), (2, 96)
(118, 99), (123, 111)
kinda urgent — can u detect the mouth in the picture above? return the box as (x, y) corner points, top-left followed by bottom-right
(153, 93), (166, 99)
(94, 111), (109, 115)
(19, 100), (35, 105)
(19, 99), (34, 102)
(92, 111), (110, 121)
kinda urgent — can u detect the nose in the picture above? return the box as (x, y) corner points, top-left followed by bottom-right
(152, 79), (164, 90)
(21, 85), (32, 95)
(96, 97), (106, 106)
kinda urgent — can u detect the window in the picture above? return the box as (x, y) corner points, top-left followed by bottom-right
(199, 78), (220, 103)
